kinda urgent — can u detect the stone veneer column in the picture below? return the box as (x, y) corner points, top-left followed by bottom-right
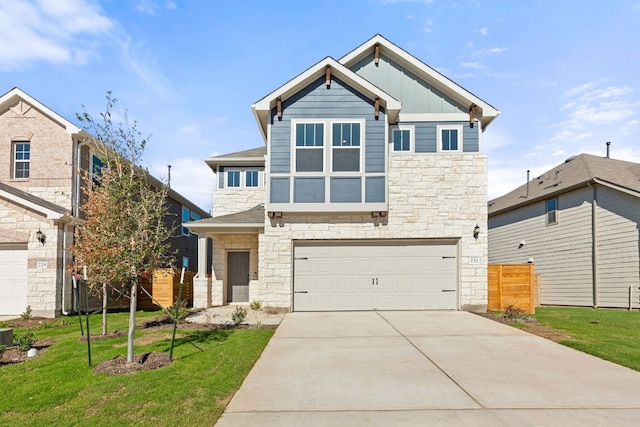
(192, 234), (211, 308)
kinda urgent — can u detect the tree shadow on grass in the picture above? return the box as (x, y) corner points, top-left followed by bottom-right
(158, 328), (235, 359)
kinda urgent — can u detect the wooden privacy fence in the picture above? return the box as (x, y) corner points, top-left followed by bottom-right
(488, 264), (536, 314)
(139, 269), (195, 310)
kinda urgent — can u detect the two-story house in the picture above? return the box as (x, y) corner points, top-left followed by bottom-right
(186, 35), (499, 312)
(0, 87), (209, 318)
(488, 151), (640, 309)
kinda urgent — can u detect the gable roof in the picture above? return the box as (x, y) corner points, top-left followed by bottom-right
(251, 56), (401, 143)
(488, 154), (640, 216)
(0, 182), (72, 221)
(204, 147), (266, 171)
(0, 87), (86, 136)
(339, 34), (500, 130)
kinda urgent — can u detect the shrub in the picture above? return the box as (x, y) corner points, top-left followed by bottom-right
(167, 299), (190, 322)
(20, 306), (32, 320)
(0, 345), (6, 357)
(249, 300), (262, 311)
(14, 331), (36, 351)
(502, 304), (530, 322)
(232, 306), (247, 325)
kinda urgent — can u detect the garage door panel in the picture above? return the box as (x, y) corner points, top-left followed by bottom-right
(0, 247), (28, 315)
(294, 241), (458, 311)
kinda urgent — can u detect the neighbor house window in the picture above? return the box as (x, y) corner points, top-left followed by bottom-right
(295, 123), (324, 172)
(91, 154), (105, 187)
(227, 170), (240, 187)
(246, 170), (259, 187)
(13, 142), (30, 179)
(332, 122), (360, 172)
(437, 125), (463, 152)
(546, 198), (558, 225)
(182, 206), (190, 236)
(391, 125), (414, 152)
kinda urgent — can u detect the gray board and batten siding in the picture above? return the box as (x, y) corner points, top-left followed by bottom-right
(349, 52), (468, 115)
(269, 76), (386, 205)
(489, 184), (640, 309)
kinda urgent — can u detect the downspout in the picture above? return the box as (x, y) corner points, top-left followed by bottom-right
(591, 184), (598, 308)
(61, 223), (69, 315)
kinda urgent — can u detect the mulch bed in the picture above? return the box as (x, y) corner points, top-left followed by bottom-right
(0, 339), (55, 366)
(93, 352), (171, 374)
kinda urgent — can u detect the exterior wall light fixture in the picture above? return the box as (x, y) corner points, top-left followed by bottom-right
(473, 224), (480, 240)
(36, 229), (46, 245)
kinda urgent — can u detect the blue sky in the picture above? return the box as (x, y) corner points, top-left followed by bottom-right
(2, 0), (639, 212)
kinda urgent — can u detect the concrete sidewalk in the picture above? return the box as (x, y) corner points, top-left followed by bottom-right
(216, 311), (640, 426)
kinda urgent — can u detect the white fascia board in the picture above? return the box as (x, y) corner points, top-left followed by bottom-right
(0, 87), (83, 135)
(266, 202), (388, 213)
(204, 156), (266, 171)
(251, 57), (401, 137)
(339, 35), (500, 129)
(184, 222), (264, 234)
(0, 189), (67, 220)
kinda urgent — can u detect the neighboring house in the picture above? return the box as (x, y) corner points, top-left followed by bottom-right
(488, 152), (640, 309)
(185, 35), (500, 312)
(0, 87), (209, 318)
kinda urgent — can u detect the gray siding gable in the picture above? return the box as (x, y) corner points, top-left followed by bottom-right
(350, 53), (467, 114)
(269, 76), (386, 174)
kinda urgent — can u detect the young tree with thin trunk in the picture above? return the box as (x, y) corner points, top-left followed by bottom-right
(73, 92), (174, 363)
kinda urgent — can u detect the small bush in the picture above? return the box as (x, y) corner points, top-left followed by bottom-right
(232, 306), (248, 325)
(20, 306), (32, 320)
(251, 321), (263, 330)
(0, 345), (6, 357)
(167, 299), (190, 322)
(502, 304), (530, 322)
(14, 331), (36, 351)
(249, 300), (262, 311)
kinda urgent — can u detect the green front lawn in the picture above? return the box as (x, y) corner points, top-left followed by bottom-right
(531, 307), (640, 371)
(0, 311), (273, 427)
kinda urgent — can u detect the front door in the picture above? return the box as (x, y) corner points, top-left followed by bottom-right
(227, 251), (249, 302)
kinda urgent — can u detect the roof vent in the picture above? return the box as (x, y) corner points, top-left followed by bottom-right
(565, 155), (577, 163)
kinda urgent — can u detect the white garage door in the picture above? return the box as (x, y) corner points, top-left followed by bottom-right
(0, 245), (28, 316)
(293, 240), (458, 311)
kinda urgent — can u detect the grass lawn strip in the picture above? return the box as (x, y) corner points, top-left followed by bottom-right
(0, 311), (273, 427)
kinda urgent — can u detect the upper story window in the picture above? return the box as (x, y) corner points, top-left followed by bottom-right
(295, 123), (324, 172)
(246, 170), (259, 187)
(391, 125), (414, 152)
(227, 170), (240, 187)
(182, 206), (190, 236)
(332, 122), (361, 172)
(546, 198), (558, 225)
(437, 125), (463, 152)
(13, 142), (30, 179)
(91, 154), (105, 186)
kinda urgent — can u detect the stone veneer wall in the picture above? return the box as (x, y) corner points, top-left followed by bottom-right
(210, 234), (259, 305)
(257, 154), (488, 311)
(212, 187), (265, 217)
(0, 198), (72, 317)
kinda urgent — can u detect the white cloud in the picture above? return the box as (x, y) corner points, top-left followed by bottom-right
(461, 62), (484, 69)
(0, 0), (112, 70)
(477, 27), (488, 36)
(165, 1), (176, 10)
(136, 0), (160, 15)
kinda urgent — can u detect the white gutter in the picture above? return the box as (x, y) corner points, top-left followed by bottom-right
(591, 185), (598, 308)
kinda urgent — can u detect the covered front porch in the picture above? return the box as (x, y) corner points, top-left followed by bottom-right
(185, 205), (264, 308)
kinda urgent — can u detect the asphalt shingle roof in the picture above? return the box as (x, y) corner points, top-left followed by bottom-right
(488, 154), (640, 216)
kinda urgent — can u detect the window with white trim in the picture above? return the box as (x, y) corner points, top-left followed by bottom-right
(546, 198), (558, 225)
(332, 122), (361, 172)
(391, 125), (414, 152)
(227, 170), (240, 187)
(295, 123), (324, 172)
(13, 142), (30, 179)
(246, 170), (259, 187)
(437, 125), (463, 152)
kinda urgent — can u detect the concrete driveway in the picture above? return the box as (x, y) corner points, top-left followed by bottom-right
(216, 311), (640, 426)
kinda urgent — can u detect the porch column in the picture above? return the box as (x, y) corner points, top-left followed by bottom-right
(192, 233), (211, 308)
